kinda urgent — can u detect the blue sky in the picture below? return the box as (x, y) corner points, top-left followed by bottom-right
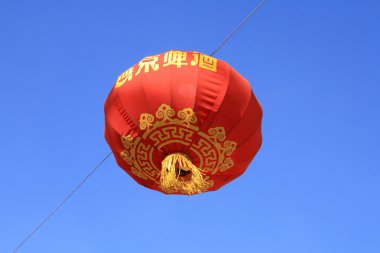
(1, 0), (379, 252)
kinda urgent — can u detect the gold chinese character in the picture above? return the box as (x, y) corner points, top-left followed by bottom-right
(191, 53), (217, 72)
(163, 50), (188, 68)
(199, 54), (217, 72)
(190, 53), (199, 66)
(115, 67), (134, 88)
(135, 55), (160, 76)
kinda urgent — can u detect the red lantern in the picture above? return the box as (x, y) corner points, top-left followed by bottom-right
(104, 50), (262, 195)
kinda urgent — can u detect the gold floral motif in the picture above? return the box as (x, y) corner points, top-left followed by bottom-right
(207, 127), (227, 142)
(119, 104), (237, 192)
(178, 108), (197, 126)
(155, 104), (175, 122)
(120, 135), (136, 165)
(139, 113), (154, 130)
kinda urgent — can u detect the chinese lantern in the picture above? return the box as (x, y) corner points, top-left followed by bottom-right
(104, 50), (262, 195)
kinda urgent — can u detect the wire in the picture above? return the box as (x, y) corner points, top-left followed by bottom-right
(12, 152), (113, 253)
(210, 0), (269, 57)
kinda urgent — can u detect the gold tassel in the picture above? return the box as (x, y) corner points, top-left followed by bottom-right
(160, 153), (209, 195)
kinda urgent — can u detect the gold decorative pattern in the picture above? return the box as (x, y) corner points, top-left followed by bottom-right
(139, 113), (154, 130)
(120, 104), (237, 193)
